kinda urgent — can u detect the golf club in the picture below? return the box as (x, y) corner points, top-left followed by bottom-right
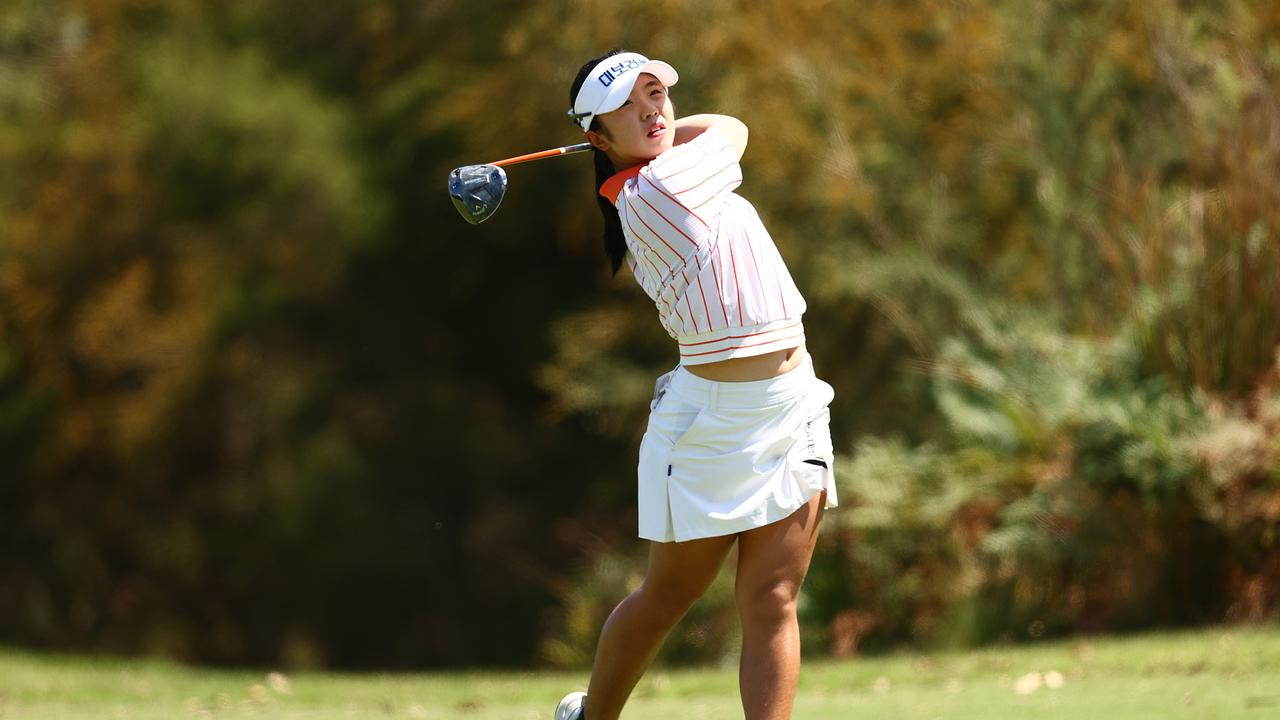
(448, 142), (593, 224)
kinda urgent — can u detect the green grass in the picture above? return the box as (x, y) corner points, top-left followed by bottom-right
(1, 625), (1278, 719)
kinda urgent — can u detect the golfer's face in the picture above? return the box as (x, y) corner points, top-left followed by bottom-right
(597, 73), (675, 164)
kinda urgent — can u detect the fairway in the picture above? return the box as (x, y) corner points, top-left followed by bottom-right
(2, 625), (1277, 719)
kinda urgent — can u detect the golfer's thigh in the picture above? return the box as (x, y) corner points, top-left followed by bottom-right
(643, 534), (735, 606)
(735, 492), (825, 611)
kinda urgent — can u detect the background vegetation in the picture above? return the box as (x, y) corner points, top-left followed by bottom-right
(1, 0), (1277, 669)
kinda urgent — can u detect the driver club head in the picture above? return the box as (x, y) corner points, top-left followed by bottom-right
(448, 164), (508, 225)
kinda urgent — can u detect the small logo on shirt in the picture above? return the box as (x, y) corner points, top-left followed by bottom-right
(597, 58), (647, 87)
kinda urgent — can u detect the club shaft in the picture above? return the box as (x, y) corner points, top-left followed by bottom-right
(490, 143), (593, 167)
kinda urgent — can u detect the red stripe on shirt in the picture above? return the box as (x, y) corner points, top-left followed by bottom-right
(725, 236), (744, 325)
(772, 251), (790, 317)
(622, 212), (667, 279)
(621, 203), (671, 276)
(680, 331), (806, 358)
(624, 199), (682, 270)
(707, 246), (730, 326)
(678, 321), (803, 347)
(640, 173), (709, 229)
(652, 152), (706, 183)
(691, 178), (742, 211)
(672, 161), (736, 198)
(636, 192), (699, 251)
(653, 132), (733, 184)
(742, 232), (773, 316)
(694, 259), (713, 333)
(679, 265), (702, 334)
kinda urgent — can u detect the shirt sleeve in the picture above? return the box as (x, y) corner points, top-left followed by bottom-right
(643, 127), (743, 216)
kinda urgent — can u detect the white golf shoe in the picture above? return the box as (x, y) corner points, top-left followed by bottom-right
(554, 691), (587, 720)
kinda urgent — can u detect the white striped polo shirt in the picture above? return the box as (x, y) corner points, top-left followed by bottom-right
(600, 127), (807, 365)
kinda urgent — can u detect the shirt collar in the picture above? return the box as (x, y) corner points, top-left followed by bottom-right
(599, 164), (646, 203)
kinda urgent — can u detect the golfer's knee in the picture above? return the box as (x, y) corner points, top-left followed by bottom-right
(635, 581), (703, 623)
(736, 579), (799, 629)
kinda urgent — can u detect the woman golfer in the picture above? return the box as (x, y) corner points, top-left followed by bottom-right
(556, 50), (837, 720)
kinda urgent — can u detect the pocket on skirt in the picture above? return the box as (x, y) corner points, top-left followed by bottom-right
(637, 395), (707, 541)
(646, 394), (705, 450)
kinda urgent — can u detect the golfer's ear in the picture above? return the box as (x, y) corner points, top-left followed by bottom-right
(586, 129), (609, 152)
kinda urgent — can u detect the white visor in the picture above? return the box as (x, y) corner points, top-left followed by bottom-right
(568, 52), (679, 131)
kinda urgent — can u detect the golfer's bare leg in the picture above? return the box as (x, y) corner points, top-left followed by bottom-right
(734, 491), (826, 720)
(584, 534), (736, 720)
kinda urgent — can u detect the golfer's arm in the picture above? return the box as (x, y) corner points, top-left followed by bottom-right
(673, 114), (748, 160)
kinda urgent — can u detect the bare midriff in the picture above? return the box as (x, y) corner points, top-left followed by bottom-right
(682, 344), (806, 382)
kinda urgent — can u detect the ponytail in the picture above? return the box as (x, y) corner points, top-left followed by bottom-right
(571, 48), (631, 275)
(592, 147), (627, 275)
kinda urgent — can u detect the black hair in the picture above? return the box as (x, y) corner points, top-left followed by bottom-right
(570, 49), (628, 275)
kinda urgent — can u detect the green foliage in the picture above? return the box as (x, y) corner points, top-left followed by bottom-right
(825, 316), (1212, 648)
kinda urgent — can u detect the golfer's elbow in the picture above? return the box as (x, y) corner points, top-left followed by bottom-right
(714, 116), (748, 160)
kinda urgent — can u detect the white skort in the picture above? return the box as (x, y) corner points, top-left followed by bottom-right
(637, 354), (838, 543)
